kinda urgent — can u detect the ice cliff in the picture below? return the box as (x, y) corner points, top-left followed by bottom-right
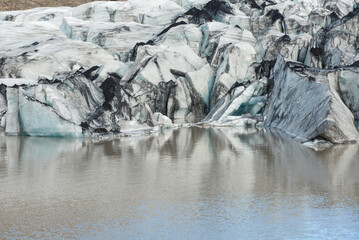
(0, 0), (359, 144)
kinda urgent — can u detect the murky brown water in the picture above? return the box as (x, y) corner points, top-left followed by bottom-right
(0, 127), (358, 239)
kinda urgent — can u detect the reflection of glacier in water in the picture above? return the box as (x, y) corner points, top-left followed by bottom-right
(0, 127), (359, 239)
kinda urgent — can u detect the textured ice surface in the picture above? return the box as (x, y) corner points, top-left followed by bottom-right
(4, 88), (82, 137)
(18, 90), (83, 137)
(185, 64), (215, 106)
(0, 21), (116, 80)
(1, 0), (359, 141)
(338, 70), (359, 129)
(264, 56), (359, 143)
(123, 45), (206, 85)
(156, 24), (203, 55)
(0, 79), (37, 87)
(0, 7), (72, 26)
(204, 79), (267, 123)
(61, 17), (163, 61)
(72, 0), (186, 25)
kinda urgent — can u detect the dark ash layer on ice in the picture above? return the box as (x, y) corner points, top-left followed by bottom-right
(0, 0), (359, 146)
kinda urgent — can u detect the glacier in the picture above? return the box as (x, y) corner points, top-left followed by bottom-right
(0, 0), (359, 145)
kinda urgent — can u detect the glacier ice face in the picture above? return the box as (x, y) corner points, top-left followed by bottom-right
(2, 70), (113, 137)
(167, 77), (207, 120)
(17, 89), (83, 137)
(1, 0), (359, 142)
(204, 79), (267, 123)
(304, 7), (359, 68)
(264, 55), (359, 143)
(211, 41), (257, 107)
(185, 64), (215, 107)
(0, 79), (38, 130)
(118, 44), (210, 121)
(25, 72), (105, 126)
(338, 70), (359, 129)
(4, 88), (82, 137)
(33, 84), (83, 125)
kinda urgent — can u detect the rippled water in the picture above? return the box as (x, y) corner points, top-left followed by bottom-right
(0, 127), (359, 239)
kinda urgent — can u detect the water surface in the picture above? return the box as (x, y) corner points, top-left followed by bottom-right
(0, 127), (359, 239)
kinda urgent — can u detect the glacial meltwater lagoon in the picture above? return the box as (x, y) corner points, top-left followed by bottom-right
(0, 127), (359, 239)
